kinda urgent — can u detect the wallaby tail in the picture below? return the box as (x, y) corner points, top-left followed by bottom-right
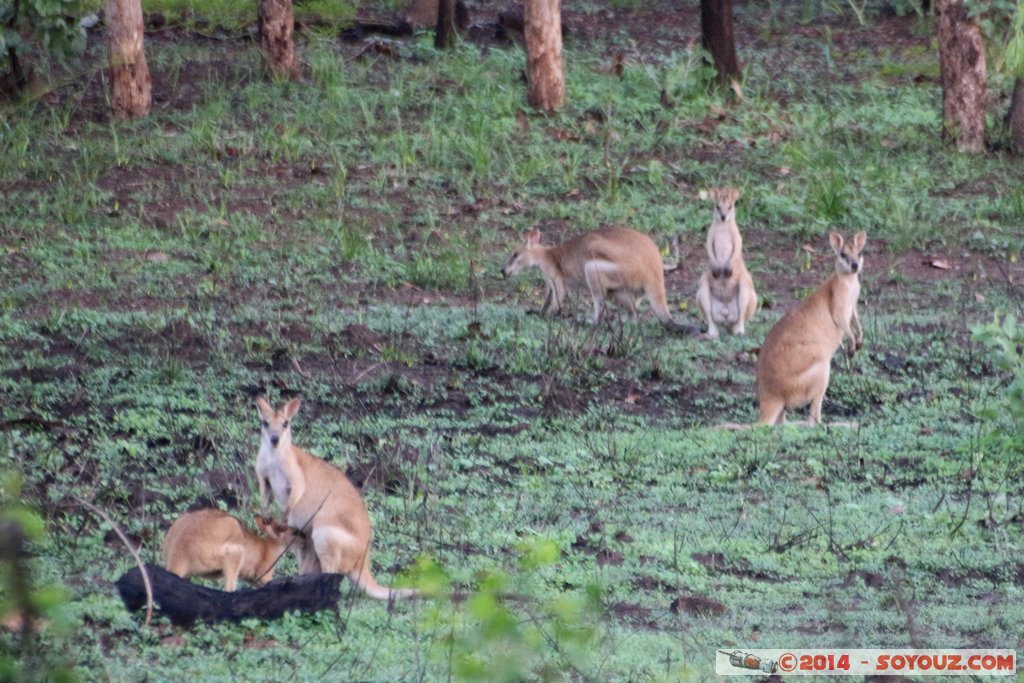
(648, 285), (701, 336)
(348, 554), (418, 601)
(661, 318), (701, 336)
(652, 305), (700, 335)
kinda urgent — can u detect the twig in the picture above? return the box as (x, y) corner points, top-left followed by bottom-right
(291, 356), (311, 379)
(351, 362), (385, 385)
(75, 496), (153, 627)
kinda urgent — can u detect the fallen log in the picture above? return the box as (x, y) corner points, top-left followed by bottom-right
(115, 564), (344, 626)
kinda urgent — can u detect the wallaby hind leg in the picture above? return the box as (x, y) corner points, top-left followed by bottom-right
(220, 544), (245, 592)
(696, 274), (718, 339)
(311, 527), (361, 575)
(756, 397), (786, 427)
(734, 278), (756, 336)
(805, 392), (826, 426)
(165, 553), (189, 578)
(611, 289), (639, 321)
(584, 261), (621, 324)
(804, 362), (832, 426)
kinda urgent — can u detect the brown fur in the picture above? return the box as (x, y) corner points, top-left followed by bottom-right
(695, 187), (757, 338)
(502, 227), (698, 333)
(162, 509), (297, 591)
(753, 231), (866, 427)
(255, 398), (416, 600)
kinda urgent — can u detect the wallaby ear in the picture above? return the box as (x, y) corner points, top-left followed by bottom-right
(525, 229), (541, 247)
(730, 187), (741, 201)
(283, 398), (301, 420)
(828, 232), (844, 253)
(256, 397), (273, 420)
(698, 189), (710, 201)
(853, 231), (867, 251)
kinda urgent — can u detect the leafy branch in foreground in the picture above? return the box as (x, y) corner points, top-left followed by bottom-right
(408, 538), (604, 682)
(0, 466), (75, 683)
(0, 0), (86, 91)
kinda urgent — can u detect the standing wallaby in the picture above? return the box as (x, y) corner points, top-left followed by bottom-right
(162, 509), (298, 591)
(255, 398), (416, 600)
(695, 187), (757, 338)
(752, 231), (866, 427)
(502, 227), (699, 334)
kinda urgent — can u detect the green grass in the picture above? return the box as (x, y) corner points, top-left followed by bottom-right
(2, 2), (1024, 681)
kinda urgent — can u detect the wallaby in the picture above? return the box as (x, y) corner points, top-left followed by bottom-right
(502, 227), (698, 334)
(750, 231), (866, 427)
(162, 509), (298, 591)
(255, 398), (417, 600)
(695, 187), (757, 338)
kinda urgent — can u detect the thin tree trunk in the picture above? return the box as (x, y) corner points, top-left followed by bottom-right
(936, 0), (987, 153)
(105, 0), (151, 118)
(259, 0), (299, 80)
(700, 0), (741, 88)
(435, 0), (457, 49)
(5, 48), (26, 91)
(1008, 77), (1024, 155)
(4, 0), (28, 93)
(524, 0), (564, 113)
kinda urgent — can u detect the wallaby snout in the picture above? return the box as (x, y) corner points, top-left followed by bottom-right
(270, 434), (280, 447)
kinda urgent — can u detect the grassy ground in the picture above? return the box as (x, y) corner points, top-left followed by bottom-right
(2, 0), (1024, 681)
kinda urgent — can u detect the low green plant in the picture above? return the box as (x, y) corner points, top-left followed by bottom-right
(973, 312), (1024, 445)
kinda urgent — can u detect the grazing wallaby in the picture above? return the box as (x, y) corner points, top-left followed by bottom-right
(502, 227), (698, 334)
(162, 509), (298, 591)
(695, 187), (757, 338)
(751, 231), (867, 427)
(255, 398), (417, 600)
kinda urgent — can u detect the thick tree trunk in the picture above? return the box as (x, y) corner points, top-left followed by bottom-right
(700, 0), (741, 87)
(116, 564), (345, 626)
(258, 0), (299, 80)
(524, 0), (565, 113)
(936, 0), (987, 153)
(105, 0), (151, 118)
(435, 0), (458, 49)
(1008, 77), (1024, 155)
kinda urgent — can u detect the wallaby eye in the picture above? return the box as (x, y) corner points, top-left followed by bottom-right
(282, 420), (289, 429)
(261, 420), (269, 429)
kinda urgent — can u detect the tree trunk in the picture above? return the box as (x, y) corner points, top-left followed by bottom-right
(105, 0), (151, 118)
(524, 0), (564, 113)
(700, 0), (741, 88)
(116, 564), (345, 626)
(259, 0), (299, 80)
(1008, 77), (1024, 155)
(435, 0), (457, 49)
(936, 0), (987, 153)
